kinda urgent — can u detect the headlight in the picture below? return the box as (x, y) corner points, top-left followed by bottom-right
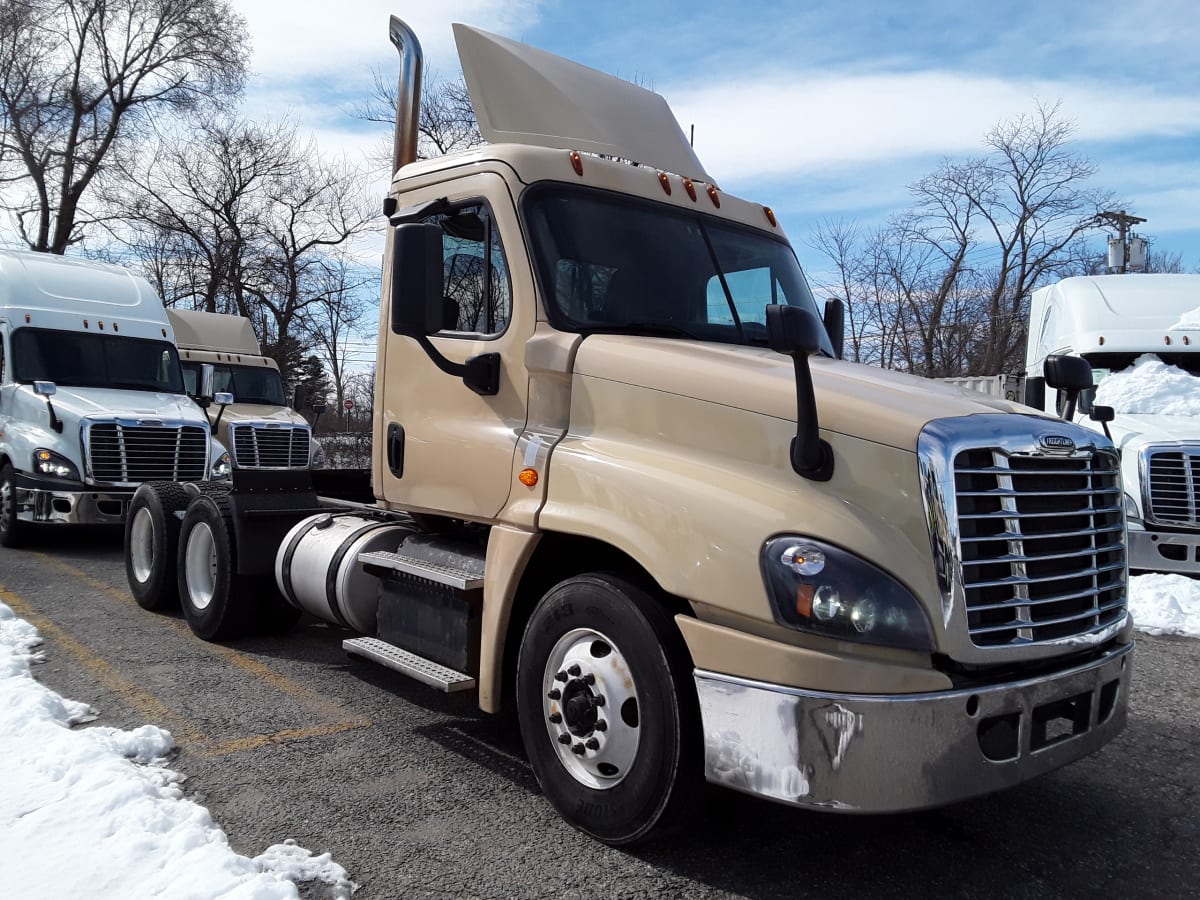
(1123, 492), (1140, 522)
(32, 448), (80, 481)
(310, 441), (326, 469)
(761, 536), (935, 651)
(209, 450), (231, 481)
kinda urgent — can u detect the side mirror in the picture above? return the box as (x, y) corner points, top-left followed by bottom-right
(198, 364), (215, 402)
(292, 385), (308, 411)
(1044, 354), (1093, 421)
(312, 402), (327, 415)
(765, 304), (833, 481)
(823, 298), (845, 360)
(33, 380), (57, 397)
(390, 222), (444, 337)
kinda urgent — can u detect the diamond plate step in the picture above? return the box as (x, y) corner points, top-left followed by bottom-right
(358, 550), (484, 590)
(343, 637), (476, 692)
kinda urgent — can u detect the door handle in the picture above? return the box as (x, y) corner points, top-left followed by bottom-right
(386, 423), (404, 478)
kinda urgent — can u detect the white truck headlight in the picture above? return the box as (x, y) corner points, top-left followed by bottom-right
(1123, 492), (1140, 522)
(762, 536), (935, 651)
(209, 450), (231, 481)
(310, 441), (326, 469)
(32, 448), (80, 481)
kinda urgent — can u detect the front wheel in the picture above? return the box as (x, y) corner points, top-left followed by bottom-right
(0, 463), (28, 548)
(516, 573), (702, 845)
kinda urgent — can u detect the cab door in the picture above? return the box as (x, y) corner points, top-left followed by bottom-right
(377, 172), (532, 521)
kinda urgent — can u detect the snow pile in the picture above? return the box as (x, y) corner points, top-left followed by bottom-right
(1093, 354), (1200, 416)
(0, 600), (355, 899)
(1168, 305), (1200, 331)
(1128, 574), (1200, 638)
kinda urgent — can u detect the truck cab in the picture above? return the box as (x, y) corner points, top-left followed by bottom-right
(166, 309), (322, 471)
(0, 250), (229, 546)
(1025, 274), (1200, 573)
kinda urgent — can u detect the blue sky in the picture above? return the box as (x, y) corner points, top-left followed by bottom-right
(230, 1), (1200, 274)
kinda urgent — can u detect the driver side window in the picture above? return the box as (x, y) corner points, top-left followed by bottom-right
(423, 202), (512, 335)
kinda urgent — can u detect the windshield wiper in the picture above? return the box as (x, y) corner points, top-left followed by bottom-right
(110, 379), (169, 391)
(582, 321), (701, 339)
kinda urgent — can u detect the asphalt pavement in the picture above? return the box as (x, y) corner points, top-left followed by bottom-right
(2, 526), (1198, 900)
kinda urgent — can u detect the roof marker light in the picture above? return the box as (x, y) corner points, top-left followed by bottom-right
(98, 321), (104, 330)
(707, 184), (720, 207)
(83, 319), (89, 328)
(161, 328), (167, 338)
(24, 314), (30, 323)
(1185, 336), (1192, 346)
(569, 151), (583, 176)
(112, 322), (119, 332)
(658, 172), (671, 195)
(682, 178), (697, 201)
(1098, 336), (1105, 346)
(764, 206), (777, 227)
(1164, 335), (1172, 345)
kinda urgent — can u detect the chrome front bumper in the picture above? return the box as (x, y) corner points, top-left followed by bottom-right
(15, 485), (132, 525)
(1128, 522), (1200, 574)
(695, 641), (1132, 812)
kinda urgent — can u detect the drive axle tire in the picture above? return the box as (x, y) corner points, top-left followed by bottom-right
(516, 573), (702, 846)
(0, 463), (27, 549)
(125, 482), (190, 610)
(177, 494), (256, 641)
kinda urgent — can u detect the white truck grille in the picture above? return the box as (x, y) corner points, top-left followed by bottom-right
(86, 423), (208, 484)
(1145, 447), (1200, 527)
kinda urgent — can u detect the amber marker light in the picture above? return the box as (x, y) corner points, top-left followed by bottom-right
(569, 150), (583, 176)
(764, 206), (777, 227)
(112, 322), (119, 332)
(24, 313), (31, 322)
(682, 178), (697, 201)
(658, 172), (672, 195)
(1098, 336), (1105, 346)
(706, 184), (720, 207)
(98, 320), (104, 330)
(1185, 337), (1192, 346)
(83, 319), (89, 328)
(1165, 335), (1172, 345)
(518, 468), (539, 487)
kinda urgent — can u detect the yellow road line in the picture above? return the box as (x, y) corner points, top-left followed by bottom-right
(0, 582), (207, 746)
(15, 555), (372, 753)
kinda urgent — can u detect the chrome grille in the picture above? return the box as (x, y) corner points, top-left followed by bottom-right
(87, 423), (208, 484)
(230, 424), (310, 469)
(1145, 447), (1200, 527)
(955, 449), (1126, 647)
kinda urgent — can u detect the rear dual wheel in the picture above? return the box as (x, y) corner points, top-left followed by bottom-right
(125, 482), (191, 610)
(176, 494), (300, 641)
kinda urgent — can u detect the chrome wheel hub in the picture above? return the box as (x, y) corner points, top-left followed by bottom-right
(129, 507), (155, 584)
(542, 627), (640, 789)
(183, 522), (218, 611)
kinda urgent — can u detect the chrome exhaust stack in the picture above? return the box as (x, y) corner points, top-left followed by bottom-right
(388, 15), (423, 173)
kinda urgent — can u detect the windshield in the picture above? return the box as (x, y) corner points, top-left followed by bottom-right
(1085, 351), (1200, 417)
(12, 328), (184, 394)
(524, 185), (835, 355)
(181, 361), (286, 406)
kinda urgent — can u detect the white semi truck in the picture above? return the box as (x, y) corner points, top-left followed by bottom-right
(121, 18), (1132, 845)
(0, 249), (229, 547)
(1024, 273), (1200, 574)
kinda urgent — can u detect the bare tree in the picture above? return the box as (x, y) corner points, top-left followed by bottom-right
(300, 255), (374, 430)
(808, 103), (1113, 376)
(0, 0), (247, 253)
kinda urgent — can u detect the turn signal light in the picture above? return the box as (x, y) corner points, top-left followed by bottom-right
(763, 207), (777, 227)
(658, 172), (671, 195)
(570, 150), (583, 176)
(682, 178), (697, 201)
(518, 468), (539, 487)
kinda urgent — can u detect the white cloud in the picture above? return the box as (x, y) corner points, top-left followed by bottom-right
(668, 70), (1200, 185)
(234, 0), (544, 81)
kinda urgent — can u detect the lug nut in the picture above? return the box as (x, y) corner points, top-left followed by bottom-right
(547, 689), (561, 700)
(594, 695), (606, 707)
(549, 712), (562, 724)
(582, 673), (595, 685)
(558, 733), (572, 745)
(571, 742), (586, 755)
(568, 664), (581, 677)
(595, 719), (608, 731)
(585, 738), (600, 750)
(554, 670), (568, 682)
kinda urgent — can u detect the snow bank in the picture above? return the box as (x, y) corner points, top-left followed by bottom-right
(1128, 574), (1200, 638)
(1168, 305), (1200, 331)
(1093, 354), (1200, 417)
(0, 600), (355, 899)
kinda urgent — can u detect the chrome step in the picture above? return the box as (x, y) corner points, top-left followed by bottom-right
(343, 637), (476, 692)
(357, 550), (484, 590)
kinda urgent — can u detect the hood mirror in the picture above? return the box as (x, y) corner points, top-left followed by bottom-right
(32, 380), (63, 433)
(766, 304), (833, 481)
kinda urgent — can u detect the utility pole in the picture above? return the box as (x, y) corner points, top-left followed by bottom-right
(1096, 210), (1147, 273)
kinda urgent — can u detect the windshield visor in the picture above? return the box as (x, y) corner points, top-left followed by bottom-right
(524, 185), (835, 355)
(13, 328), (184, 394)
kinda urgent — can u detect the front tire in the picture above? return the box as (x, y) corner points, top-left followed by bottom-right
(125, 482), (190, 610)
(516, 573), (701, 845)
(0, 463), (28, 548)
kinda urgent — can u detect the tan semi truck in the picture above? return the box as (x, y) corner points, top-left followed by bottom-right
(123, 18), (1133, 845)
(166, 309), (324, 470)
